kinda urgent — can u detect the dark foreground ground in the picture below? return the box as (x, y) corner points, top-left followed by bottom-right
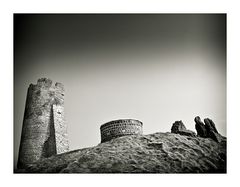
(15, 132), (226, 173)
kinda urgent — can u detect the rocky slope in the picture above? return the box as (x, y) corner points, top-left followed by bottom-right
(17, 131), (226, 173)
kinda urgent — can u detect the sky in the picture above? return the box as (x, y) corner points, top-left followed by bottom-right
(14, 14), (226, 167)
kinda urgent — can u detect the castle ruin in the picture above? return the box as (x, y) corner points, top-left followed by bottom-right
(100, 119), (143, 143)
(18, 78), (144, 168)
(18, 78), (69, 168)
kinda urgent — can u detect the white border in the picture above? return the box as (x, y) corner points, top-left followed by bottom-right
(1, 0), (240, 187)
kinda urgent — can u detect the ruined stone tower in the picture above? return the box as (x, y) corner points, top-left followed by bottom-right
(18, 78), (69, 169)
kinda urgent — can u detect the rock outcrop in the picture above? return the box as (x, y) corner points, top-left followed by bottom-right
(171, 120), (186, 132)
(195, 116), (224, 143)
(195, 116), (208, 137)
(171, 121), (196, 137)
(204, 118), (218, 133)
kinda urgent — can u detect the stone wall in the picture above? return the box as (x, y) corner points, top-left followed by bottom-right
(53, 104), (69, 154)
(100, 119), (143, 143)
(17, 78), (69, 169)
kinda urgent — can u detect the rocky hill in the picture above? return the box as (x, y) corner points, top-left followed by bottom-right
(16, 119), (226, 173)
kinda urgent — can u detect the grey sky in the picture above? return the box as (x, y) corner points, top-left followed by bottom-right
(14, 14), (226, 167)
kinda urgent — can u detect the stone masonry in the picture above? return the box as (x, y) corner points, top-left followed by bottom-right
(100, 119), (143, 143)
(17, 78), (69, 169)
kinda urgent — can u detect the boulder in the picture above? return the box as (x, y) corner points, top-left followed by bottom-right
(171, 121), (196, 137)
(204, 118), (218, 134)
(204, 118), (223, 142)
(171, 121), (186, 133)
(195, 116), (224, 143)
(194, 116), (207, 138)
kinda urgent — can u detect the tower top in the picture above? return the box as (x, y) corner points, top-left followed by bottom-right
(28, 78), (64, 91)
(37, 78), (53, 88)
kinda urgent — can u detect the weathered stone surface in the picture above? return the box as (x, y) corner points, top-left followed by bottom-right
(18, 78), (69, 169)
(53, 105), (69, 154)
(16, 132), (226, 173)
(208, 131), (223, 143)
(194, 116), (224, 143)
(177, 130), (196, 137)
(203, 118), (223, 143)
(204, 118), (218, 134)
(171, 121), (186, 133)
(171, 121), (196, 137)
(195, 116), (207, 137)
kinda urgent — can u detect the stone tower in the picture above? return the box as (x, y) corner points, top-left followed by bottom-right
(100, 119), (143, 143)
(18, 78), (69, 169)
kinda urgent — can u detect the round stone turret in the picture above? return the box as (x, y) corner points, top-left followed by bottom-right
(100, 119), (143, 143)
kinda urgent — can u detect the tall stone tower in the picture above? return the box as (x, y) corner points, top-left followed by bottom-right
(18, 78), (69, 169)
